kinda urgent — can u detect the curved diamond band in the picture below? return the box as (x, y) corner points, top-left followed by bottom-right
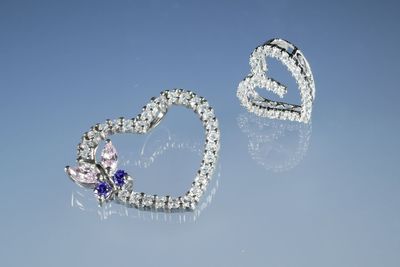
(65, 89), (220, 211)
(237, 38), (315, 123)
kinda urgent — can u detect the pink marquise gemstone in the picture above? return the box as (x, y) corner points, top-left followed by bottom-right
(101, 141), (118, 172)
(68, 162), (99, 184)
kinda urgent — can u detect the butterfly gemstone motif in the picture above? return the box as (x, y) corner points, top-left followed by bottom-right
(66, 140), (133, 203)
(65, 89), (220, 211)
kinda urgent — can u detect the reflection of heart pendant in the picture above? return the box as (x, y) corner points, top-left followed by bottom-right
(65, 89), (220, 211)
(237, 112), (311, 172)
(237, 38), (315, 123)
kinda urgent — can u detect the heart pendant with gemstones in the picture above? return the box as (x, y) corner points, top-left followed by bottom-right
(65, 89), (220, 211)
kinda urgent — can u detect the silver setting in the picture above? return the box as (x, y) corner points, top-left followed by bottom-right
(65, 89), (220, 211)
(237, 38), (315, 123)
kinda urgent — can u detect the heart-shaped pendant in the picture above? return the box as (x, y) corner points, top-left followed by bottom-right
(70, 131), (220, 221)
(237, 38), (315, 123)
(65, 89), (220, 211)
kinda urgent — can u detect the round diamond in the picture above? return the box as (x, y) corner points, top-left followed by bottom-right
(129, 192), (142, 206)
(206, 140), (219, 153)
(141, 111), (153, 121)
(195, 175), (209, 186)
(197, 103), (209, 115)
(117, 189), (130, 201)
(155, 196), (166, 209)
(167, 197), (180, 209)
(122, 119), (134, 132)
(189, 96), (201, 108)
(204, 151), (216, 164)
(199, 164), (212, 176)
(167, 90), (179, 104)
(181, 195), (196, 209)
(190, 185), (203, 197)
(142, 195), (154, 207)
(78, 144), (93, 160)
(207, 131), (219, 142)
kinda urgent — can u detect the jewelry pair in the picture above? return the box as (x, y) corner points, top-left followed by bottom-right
(65, 38), (315, 211)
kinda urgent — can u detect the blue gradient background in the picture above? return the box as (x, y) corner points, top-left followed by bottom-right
(1, 0), (399, 266)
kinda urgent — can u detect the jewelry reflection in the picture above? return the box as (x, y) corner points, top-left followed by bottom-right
(237, 112), (311, 172)
(71, 128), (220, 222)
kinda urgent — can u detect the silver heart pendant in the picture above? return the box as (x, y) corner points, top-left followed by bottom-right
(237, 38), (315, 123)
(65, 89), (220, 211)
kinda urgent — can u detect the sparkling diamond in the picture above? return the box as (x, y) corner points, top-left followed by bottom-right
(167, 197), (180, 209)
(206, 140), (219, 153)
(195, 175), (209, 186)
(142, 195), (154, 207)
(207, 130), (219, 142)
(190, 185), (203, 196)
(141, 110), (153, 121)
(181, 195), (196, 209)
(155, 196), (167, 209)
(78, 143), (93, 160)
(167, 90), (179, 104)
(117, 189), (130, 201)
(135, 119), (149, 133)
(86, 130), (95, 140)
(129, 192), (142, 206)
(204, 151), (216, 164)
(199, 164), (212, 176)
(189, 96), (201, 108)
(197, 103), (209, 115)
(202, 108), (214, 122)
(122, 119), (134, 132)
(178, 91), (191, 106)
(97, 122), (109, 134)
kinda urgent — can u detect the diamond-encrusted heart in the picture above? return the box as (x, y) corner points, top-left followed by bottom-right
(65, 89), (220, 211)
(237, 38), (315, 123)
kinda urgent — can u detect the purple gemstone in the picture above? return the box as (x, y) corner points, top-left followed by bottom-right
(113, 170), (126, 186)
(96, 182), (111, 196)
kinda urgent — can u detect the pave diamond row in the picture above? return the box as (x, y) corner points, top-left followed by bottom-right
(75, 89), (220, 210)
(237, 38), (315, 123)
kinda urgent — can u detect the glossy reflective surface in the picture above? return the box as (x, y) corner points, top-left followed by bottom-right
(1, 1), (399, 266)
